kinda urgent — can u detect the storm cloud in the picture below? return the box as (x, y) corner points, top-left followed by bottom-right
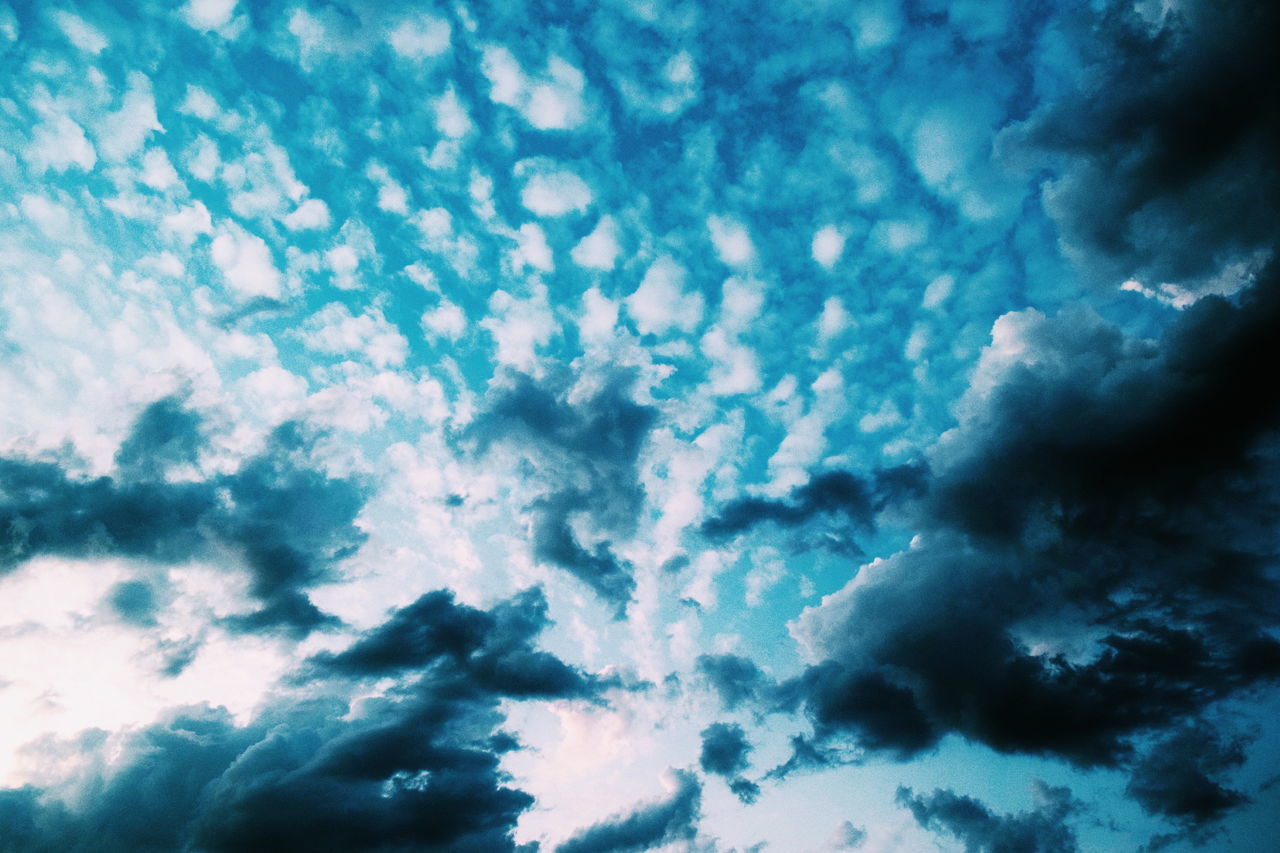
(0, 400), (368, 635)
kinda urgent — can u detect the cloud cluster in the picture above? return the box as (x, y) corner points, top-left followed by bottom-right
(466, 373), (658, 613)
(0, 580), (604, 852)
(0, 398), (367, 635)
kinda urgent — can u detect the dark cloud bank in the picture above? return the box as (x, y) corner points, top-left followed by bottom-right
(0, 398), (367, 636)
(704, 0), (1280, 844)
(0, 585), (608, 853)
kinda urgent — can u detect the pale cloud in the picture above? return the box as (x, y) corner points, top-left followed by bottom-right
(181, 0), (237, 31)
(707, 215), (756, 268)
(178, 85), (221, 122)
(512, 222), (554, 272)
(20, 195), (73, 240)
(816, 295), (852, 344)
(434, 87), (473, 139)
(209, 224), (282, 299)
(422, 300), (467, 342)
(811, 225), (846, 269)
(183, 135), (220, 182)
(388, 13), (452, 59)
(28, 113), (97, 174)
(578, 287), (619, 348)
(517, 160), (594, 217)
(299, 303), (409, 369)
(283, 198), (331, 231)
(571, 215), (621, 271)
(481, 285), (555, 373)
(95, 72), (162, 162)
(365, 161), (410, 215)
(625, 257), (704, 336)
(921, 273), (955, 309)
(139, 148), (180, 191)
(480, 46), (589, 131)
(162, 201), (213, 245)
(50, 9), (107, 54)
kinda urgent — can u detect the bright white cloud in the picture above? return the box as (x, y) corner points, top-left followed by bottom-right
(299, 303), (409, 368)
(283, 198), (331, 231)
(625, 257), (703, 336)
(95, 72), (162, 162)
(481, 286), (555, 373)
(707, 215), (756, 268)
(811, 225), (846, 269)
(182, 0), (237, 30)
(50, 10), (107, 53)
(571, 215), (621, 271)
(28, 114), (96, 174)
(209, 225), (282, 299)
(422, 300), (467, 342)
(517, 160), (594, 217)
(389, 13), (452, 59)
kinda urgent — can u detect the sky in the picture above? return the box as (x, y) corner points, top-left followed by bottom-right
(0, 0), (1278, 851)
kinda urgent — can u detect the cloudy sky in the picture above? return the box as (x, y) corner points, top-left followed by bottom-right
(1, 0), (1278, 850)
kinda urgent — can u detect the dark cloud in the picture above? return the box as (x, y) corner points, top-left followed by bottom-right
(695, 653), (767, 711)
(701, 465), (927, 545)
(466, 372), (658, 613)
(1005, 0), (1280, 289)
(728, 265), (1280, 834)
(763, 734), (854, 782)
(554, 770), (701, 853)
(1126, 722), (1249, 827)
(699, 723), (758, 803)
(0, 400), (368, 636)
(699, 723), (752, 777)
(307, 586), (606, 700)
(0, 585), (599, 852)
(897, 781), (1080, 853)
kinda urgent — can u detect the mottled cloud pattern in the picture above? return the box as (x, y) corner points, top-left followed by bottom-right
(0, 0), (1277, 850)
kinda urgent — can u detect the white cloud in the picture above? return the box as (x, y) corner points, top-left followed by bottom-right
(139, 148), (180, 191)
(389, 13), (452, 59)
(524, 57), (587, 130)
(859, 398), (903, 433)
(921, 274), (953, 310)
(28, 114), (96, 174)
(182, 0), (237, 30)
(95, 72), (162, 162)
(517, 160), (593, 217)
(707, 215), (756, 268)
(512, 222), (554, 272)
(811, 225), (846, 269)
(422, 300), (466, 342)
(20, 195), (73, 240)
(210, 225), (281, 299)
(365, 161), (409, 215)
(178, 85), (221, 122)
(579, 287), (619, 347)
(183, 135), (220, 182)
(480, 47), (589, 131)
(50, 10), (107, 54)
(162, 201), (213, 245)
(626, 257), (703, 336)
(299, 303), (409, 368)
(283, 198), (331, 231)
(481, 285), (555, 373)
(816, 295), (852, 344)
(571, 215), (621, 271)
(434, 87), (473, 138)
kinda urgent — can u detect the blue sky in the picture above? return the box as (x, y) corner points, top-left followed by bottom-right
(1, 1), (1279, 850)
